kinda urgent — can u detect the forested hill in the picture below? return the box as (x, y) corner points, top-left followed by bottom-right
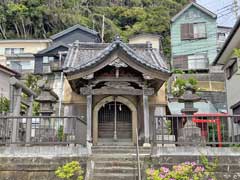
(0, 0), (188, 57)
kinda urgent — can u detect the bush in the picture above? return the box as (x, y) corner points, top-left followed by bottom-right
(146, 161), (217, 180)
(55, 161), (84, 180)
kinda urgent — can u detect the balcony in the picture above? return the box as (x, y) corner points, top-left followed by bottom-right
(188, 58), (209, 70)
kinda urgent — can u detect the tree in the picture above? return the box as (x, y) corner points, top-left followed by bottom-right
(0, 0), (189, 58)
(172, 77), (198, 97)
(0, 96), (10, 115)
(23, 74), (41, 115)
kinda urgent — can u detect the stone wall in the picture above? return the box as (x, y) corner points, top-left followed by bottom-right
(0, 146), (88, 180)
(0, 156), (87, 180)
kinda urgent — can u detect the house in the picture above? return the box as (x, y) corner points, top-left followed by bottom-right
(171, 2), (217, 71)
(63, 37), (171, 145)
(0, 64), (20, 99)
(213, 18), (240, 117)
(217, 26), (232, 52)
(129, 33), (163, 51)
(34, 24), (101, 75)
(0, 39), (51, 74)
(213, 18), (240, 140)
(169, 1), (228, 113)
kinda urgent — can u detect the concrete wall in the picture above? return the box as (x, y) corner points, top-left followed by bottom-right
(0, 70), (11, 99)
(171, 5), (217, 64)
(169, 73), (227, 111)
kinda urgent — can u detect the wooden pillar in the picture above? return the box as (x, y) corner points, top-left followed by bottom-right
(143, 94), (150, 145)
(26, 95), (33, 144)
(87, 94), (92, 143)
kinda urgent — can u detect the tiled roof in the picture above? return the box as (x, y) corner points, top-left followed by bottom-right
(64, 39), (170, 74)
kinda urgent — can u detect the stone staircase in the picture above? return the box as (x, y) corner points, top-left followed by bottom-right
(87, 145), (150, 180)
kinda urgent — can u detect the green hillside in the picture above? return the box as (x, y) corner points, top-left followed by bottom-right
(0, 0), (188, 57)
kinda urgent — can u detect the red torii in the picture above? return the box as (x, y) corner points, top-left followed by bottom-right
(192, 113), (228, 147)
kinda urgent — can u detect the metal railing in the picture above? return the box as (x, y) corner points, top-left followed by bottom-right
(0, 116), (86, 145)
(152, 114), (240, 147)
(135, 128), (141, 180)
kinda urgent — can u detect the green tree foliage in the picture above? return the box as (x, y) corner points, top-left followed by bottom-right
(172, 77), (198, 97)
(0, 0), (189, 58)
(0, 96), (10, 115)
(234, 48), (240, 58)
(23, 74), (41, 115)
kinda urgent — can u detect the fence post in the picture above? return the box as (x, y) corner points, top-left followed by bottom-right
(11, 87), (22, 144)
(26, 95), (33, 145)
(25, 118), (32, 144)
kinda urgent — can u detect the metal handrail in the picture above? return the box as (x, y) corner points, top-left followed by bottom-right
(135, 128), (141, 180)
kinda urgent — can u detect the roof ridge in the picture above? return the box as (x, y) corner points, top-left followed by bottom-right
(65, 40), (170, 74)
(171, 2), (217, 22)
(50, 24), (99, 40)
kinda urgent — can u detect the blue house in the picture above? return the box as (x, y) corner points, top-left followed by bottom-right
(171, 2), (217, 71)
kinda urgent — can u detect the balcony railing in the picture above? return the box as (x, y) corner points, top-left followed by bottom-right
(0, 116), (86, 145)
(188, 58), (209, 70)
(152, 115), (240, 147)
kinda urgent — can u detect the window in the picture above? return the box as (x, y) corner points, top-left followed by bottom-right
(9, 60), (34, 71)
(42, 56), (54, 73)
(232, 103), (240, 123)
(172, 55), (188, 70)
(188, 54), (208, 70)
(218, 33), (226, 41)
(193, 23), (206, 39)
(181, 23), (206, 40)
(5, 48), (24, 55)
(226, 58), (238, 79)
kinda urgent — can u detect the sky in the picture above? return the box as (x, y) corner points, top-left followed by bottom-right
(197, 0), (240, 27)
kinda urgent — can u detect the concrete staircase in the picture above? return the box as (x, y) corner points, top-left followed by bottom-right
(88, 145), (150, 180)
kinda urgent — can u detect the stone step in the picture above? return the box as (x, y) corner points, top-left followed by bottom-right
(95, 161), (136, 168)
(91, 154), (150, 161)
(94, 166), (137, 174)
(92, 148), (150, 154)
(93, 173), (137, 180)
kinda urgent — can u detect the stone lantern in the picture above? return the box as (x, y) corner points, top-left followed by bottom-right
(178, 84), (203, 145)
(35, 80), (58, 117)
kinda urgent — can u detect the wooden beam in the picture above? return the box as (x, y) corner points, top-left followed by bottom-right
(80, 87), (154, 96)
(92, 76), (143, 85)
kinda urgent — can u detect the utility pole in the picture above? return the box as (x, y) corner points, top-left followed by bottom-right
(233, 0), (238, 19)
(101, 15), (105, 43)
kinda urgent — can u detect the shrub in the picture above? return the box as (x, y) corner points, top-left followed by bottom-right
(55, 161), (84, 180)
(146, 161), (216, 180)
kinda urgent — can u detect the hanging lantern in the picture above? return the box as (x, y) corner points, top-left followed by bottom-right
(119, 104), (122, 111)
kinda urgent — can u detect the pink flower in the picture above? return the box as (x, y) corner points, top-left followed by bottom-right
(159, 174), (166, 178)
(191, 162), (196, 166)
(148, 168), (155, 175)
(194, 166), (205, 173)
(161, 167), (169, 173)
